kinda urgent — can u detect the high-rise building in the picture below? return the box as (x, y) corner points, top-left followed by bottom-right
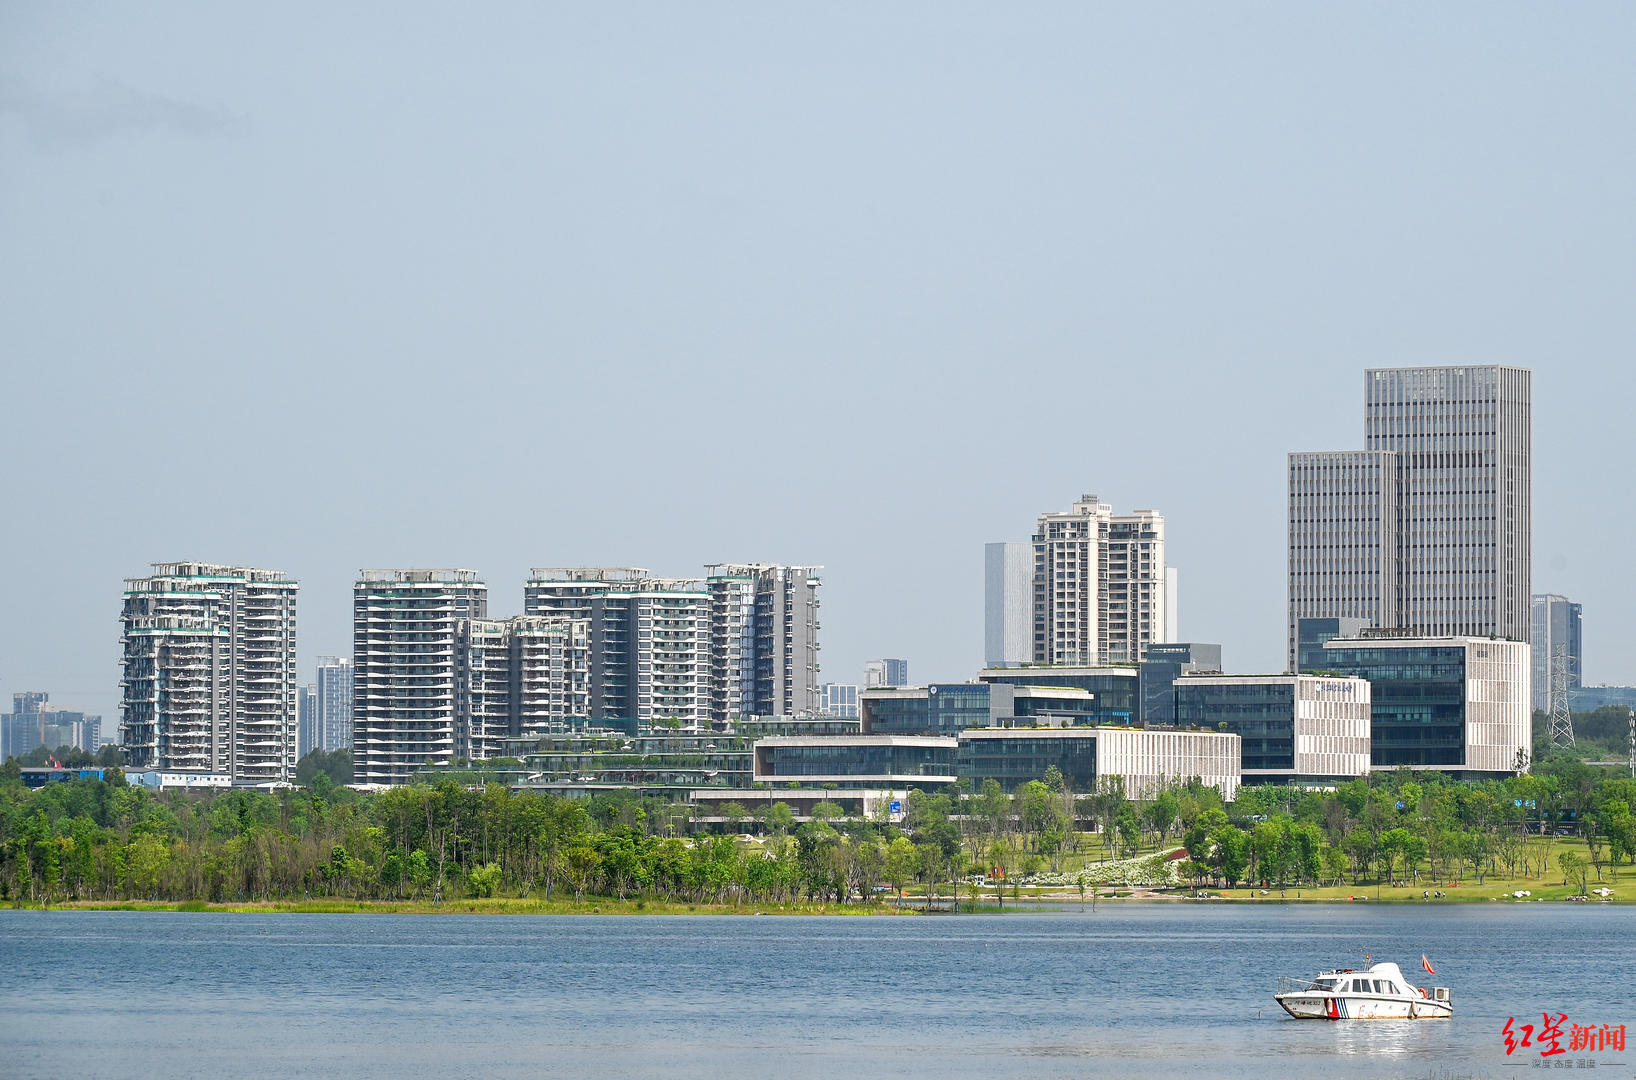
(120, 562), (298, 784)
(352, 569), (487, 786)
(525, 569), (711, 725)
(984, 542), (1033, 667)
(297, 685), (317, 759)
(705, 564), (821, 720)
(1288, 367), (1532, 667)
(314, 656), (354, 753)
(1032, 495), (1166, 666)
(1530, 594), (1583, 713)
(864, 659), (908, 688)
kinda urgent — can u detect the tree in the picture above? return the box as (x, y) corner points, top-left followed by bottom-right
(884, 836), (917, 909)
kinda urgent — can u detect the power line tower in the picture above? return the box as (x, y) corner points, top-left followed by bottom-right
(1547, 645), (1576, 750)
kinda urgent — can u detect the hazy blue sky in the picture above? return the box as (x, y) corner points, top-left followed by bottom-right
(4, 4), (1634, 725)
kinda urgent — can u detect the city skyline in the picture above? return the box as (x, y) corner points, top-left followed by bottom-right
(6, 6), (1636, 726)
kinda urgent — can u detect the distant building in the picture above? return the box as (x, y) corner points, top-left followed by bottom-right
(1567, 686), (1636, 713)
(1531, 595), (1583, 713)
(820, 683), (860, 719)
(752, 735), (960, 792)
(976, 666), (1139, 726)
(1295, 617), (1373, 674)
(314, 656), (354, 753)
(958, 727), (1240, 800)
(1138, 643), (1222, 727)
(861, 683), (1098, 737)
(1289, 366), (1532, 668)
(1321, 632), (1530, 776)
(353, 569), (488, 786)
(1175, 674), (1372, 786)
(864, 659), (909, 688)
(705, 564), (822, 720)
(297, 685), (317, 759)
(984, 542), (1032, 667)
(1033, 495), (1166, 665)
(120, 562), (299, 784)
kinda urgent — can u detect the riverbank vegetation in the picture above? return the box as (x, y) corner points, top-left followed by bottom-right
(2, 752), (1633, 909)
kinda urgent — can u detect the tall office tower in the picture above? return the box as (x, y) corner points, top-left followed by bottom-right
(984, 542), (1032, 667)
(120, 562), (298, 783)
(864, 659), (908, 688)
(1032, 495), (1167, 666)
(1530, 594), (1583, 713)
(352, 569), (486, 786)
(1287, 366), (1532, 667)
(525, 569), (711, 724)
(1287, 451), (1400, 668)
(297, 685), (317, 759)
(705, 564), (821, 719)
(314, 656), (354, 753)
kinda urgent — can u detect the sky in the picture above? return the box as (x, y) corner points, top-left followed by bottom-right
(3, 4), (1634, 726)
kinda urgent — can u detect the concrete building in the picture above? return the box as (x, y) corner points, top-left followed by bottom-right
(1289, 366), (1532, 667)
(977, 666), (1139, 726)
(864, 659), (909, 688)
(984, 541), (1033, 667)
(957, 727), (1240, 800)
(1032, 495), (1166, 666)
(1174, 674), (1372, 786)
(314, 656), (354, 753)
(1531, 594), (1583, 713)
(120, 562), (298, 784)
(297, 685), (316, 759)
(2, 694), (103, 758)
(820, 683), (860, 719)
(525, 568), (711, 725)
(1138, 643), (1223, 727)
(352, 569), (487, 786)
(1321, 632), (1531, 776)
(705, 563), (821, 720)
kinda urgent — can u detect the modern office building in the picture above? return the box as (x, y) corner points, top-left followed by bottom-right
(1138, 643), (1223, 727)
(1531, 594), (1583, 713)
(1294, 617), (1374, 674)
(1032, 495), (1166, 666)
(314, 655), (354, 753)
(976, 666), (1139, 726)
(1321, 632), (1530, 776)
(958, 727), (1240, 800)
(1174, 674), (1372, 785)
(864, 659), (909, 688)
(861, 683), (1098, 736)
(352, 569), (487, 786)
(1568, 686), (1636, 713)
(820, 683), (860, 719)
(984, 541), (1033, 667)
(705, 563), (821, 720)
(525, 569), (711, 725)
(1288, 367), (1532, 667)
(752, 735), (960, 792)
(120, 562), (299, 784)
(2, 694), (103, 758)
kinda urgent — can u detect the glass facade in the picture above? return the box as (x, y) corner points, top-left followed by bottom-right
(864, 684), (992, 736)
(1323, 643), (1466, 768)
(979, 670), (1137, 724)
(959, 733), (1097, 793)
(1138, 643), (1222, 725)
(1296, 617), (1372, 674)
(755, 739), (957, 789)
(1175, 682), (1297, 772)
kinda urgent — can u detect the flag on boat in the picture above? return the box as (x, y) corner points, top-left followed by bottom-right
(1422, 954), (1436, 975)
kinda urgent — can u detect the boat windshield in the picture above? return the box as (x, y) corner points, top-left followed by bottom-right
(1308, 978), (1340, 991)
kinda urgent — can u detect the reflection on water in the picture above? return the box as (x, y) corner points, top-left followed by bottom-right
(1, 905), (1631, 1080)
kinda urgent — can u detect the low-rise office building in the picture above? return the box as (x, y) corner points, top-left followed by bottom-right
(957, 726), (1239, 799)
(976, 667), (1138, 725)
(861, 683), (1098, 736)
(1174, 674), (1371, 786)
(752, 735), (960, 791)
(1321, 633), (1530, 776)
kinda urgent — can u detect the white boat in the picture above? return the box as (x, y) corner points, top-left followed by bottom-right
(1275, 962), (1452, 1019)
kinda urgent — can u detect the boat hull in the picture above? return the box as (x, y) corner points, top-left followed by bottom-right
(1275, 992), (1451, 1020)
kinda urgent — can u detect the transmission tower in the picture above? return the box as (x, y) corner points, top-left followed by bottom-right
(1547, 645), (1576, 749)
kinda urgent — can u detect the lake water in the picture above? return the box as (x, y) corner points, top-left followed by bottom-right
(2, 904), (1631, 1079)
